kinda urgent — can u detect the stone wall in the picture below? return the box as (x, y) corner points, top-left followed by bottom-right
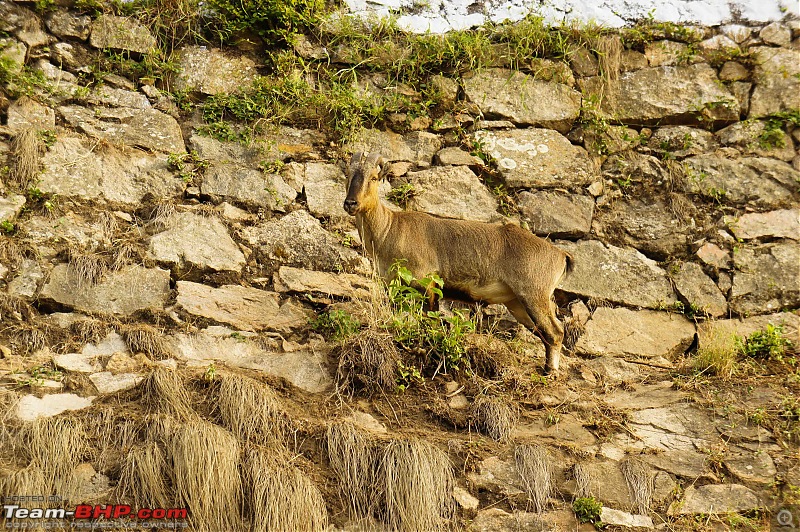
(1, 2), (799, 531)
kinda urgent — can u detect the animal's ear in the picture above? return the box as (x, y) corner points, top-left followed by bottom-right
(377, 157), (392, 180)
(348, 151), (363, 177)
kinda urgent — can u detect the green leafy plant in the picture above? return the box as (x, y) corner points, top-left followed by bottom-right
(229, 331), (248, 341)
(396, 361), (424, 392)
(310, 310), (361, 342)
(386, 183), (417, 208)
(0, 57), (51, 98)
(25, 187), (57, 214)
(198, 60), (391, 144)
(74, 0), (105, 16)
(675, 43), (699, 65)
(490, 184), (516, 217)
(171, 90), (195, 112)
(580, 94), (611, 155)
(167, 150), (208, 183)
(658, 300), (700, 319)
(620, 12), (703, 48)
(19, 364), (63, 386)
(469, 137), (493, 165)
(759, 109), (800, 149)
(615, 176), (633, 191)
(738, 324), (792, 362)
(0, 220), (15, 234)
(38, 130), (57, 148)
(746, 408), (767, 426)
(34, 0), (57, 12)
(260, 159), (285, 174)
(387, 262), (475, 374)
(573, 496), (604, 527)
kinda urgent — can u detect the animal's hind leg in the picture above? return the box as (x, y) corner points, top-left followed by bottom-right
(504, 298), (537, 330)
(504, 298), (561, 375)
(515, 295), (565, 375)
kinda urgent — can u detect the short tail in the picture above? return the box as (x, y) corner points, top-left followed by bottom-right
(553, 251), (574, 290)
(564, 252), (574, 276)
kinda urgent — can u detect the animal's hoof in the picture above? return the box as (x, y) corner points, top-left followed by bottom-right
(543, 366), (559, 378)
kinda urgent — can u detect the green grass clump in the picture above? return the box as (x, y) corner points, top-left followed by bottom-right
(322, 14), (608, 83)
(620, 14), (703, 49)
(0, 57), (51, 99)
(694, 323), (795, 378)
(311, 310), (361, 342)
(199, 54), (422, 143)
(98, 50), (180, 85)
(206, 0), (325, 45)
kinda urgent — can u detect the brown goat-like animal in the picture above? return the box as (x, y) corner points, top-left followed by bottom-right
(344, 152), (573, 374)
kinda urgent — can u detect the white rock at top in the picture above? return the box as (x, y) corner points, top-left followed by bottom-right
(343, 0), (796, 34)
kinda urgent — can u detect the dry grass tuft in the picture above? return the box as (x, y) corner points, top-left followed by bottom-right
(515, 445), (552, 514)
(593, 35), (622, 82)
(380, 438), (454, 531)
(11, 128), (41, 189)
(117, 441), (170, 509)
(16, 418), (88, 498)
(337, 329), (400, 395)
(466, 333), (516, 379)
(587, 297), (612, 312)
(141, 367), (195, 420)
(621, 458), (653, 514)
(215, 373), (288, 445)
(0, 294), (35, 322)
(471, 395), (517, 443)
(169, 420), (242, 532)
(1, 241), (25, 272)
(9, 323), (49, 354)
(67, 251), (109, 288)
(122, 324), (170, 359)
(95, 211), (119, 241)
(573, 462), (593, 499)
(148, 203), (177, 229)
(668, 192), (694, 220)
(351, 274), (394, 329)
(193, 204), (218, 218)
(243, 450), (329, 532)
(70, 318), (111, 345)
(326, 421), (378, 519)
(145, 413), (181, 443)
(664, 159), (688, 193)
(112, 242), (140, 270)
(563, 317), (585, 352)
(82, 407), (144, 474)
(0, 465), (47, 506)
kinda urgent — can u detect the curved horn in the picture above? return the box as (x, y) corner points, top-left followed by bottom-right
(365, 152), (383, 169)
(348, 151), (364, 176)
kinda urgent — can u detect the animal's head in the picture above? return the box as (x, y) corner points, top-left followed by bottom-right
(344, 152), (386, 215)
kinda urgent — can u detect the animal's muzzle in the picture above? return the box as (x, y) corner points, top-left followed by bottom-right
(343, 199), (358, 214)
